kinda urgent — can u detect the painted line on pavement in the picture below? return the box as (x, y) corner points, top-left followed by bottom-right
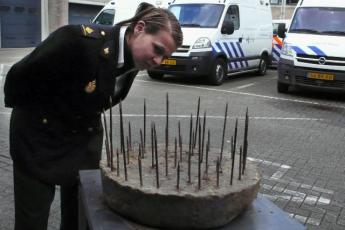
(235, 83), (255, 89)
(0, 111), (324, 121)
(135, 79), (345, 110)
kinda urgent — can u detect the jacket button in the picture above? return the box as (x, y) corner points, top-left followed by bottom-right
(42, 118), (48, 124)
(88, 127), (94, 132)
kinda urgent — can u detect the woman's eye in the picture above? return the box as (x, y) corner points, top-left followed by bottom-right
(154, 45), (164, 55)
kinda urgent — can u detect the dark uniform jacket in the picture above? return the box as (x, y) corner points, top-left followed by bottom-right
(4, 24), (138, 185)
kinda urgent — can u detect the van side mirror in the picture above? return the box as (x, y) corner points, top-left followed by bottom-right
(221, 21), (234, 35)
(277, 23), (286, 38)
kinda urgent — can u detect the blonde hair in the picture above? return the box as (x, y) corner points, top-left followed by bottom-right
(118, 2), (183, 48)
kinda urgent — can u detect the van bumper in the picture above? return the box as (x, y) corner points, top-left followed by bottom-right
(150, 52), (213, 76)
(278, 58), (345, 92)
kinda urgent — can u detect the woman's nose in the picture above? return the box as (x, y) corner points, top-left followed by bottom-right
(153, 56), (163, 66)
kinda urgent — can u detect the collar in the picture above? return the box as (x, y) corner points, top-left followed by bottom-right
(117, 26), (127, 68)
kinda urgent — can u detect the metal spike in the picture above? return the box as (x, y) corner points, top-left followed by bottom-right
(242, 108), (249, 173)
(174, 137), (177, 168)
(102, 110), (110, 167)
(193, 97), (200, 148)
(177, 161), (180, 190)
(189, 114), (193, 158)
(178, 121), (183, 162)
(151, 123), (154, 168)
(138, 144), (143, 187)
(239, 146), (242, 181)
(140, 129), (144, 158)
(119, 102), (127, 180)
(198, 135), (201, 190)
(205, 129), (210, 175)
(126, 136), (130, 164)
(198, 120), (201, 160)
(144, 99), (146, 153)
(220, 103), (228, 164)
(201, 111), (206, 163)
(165, 127), (168, 177)
(230, 136), (235, 185)
(128, 122), (132, 151)
(116, 148), (120, 176)
(216, 157), (220, 188)
(166, 93), (169, 159)
(109, 97), (114, 169)
(233, 118), (238, 159)
(154, 123), (159, 188)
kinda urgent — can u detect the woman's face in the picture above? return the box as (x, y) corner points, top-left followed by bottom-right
(128, 21), (177, 70)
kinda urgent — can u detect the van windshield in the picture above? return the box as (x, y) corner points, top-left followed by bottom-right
(169, 4), (224, 28)
(289, 7), (345, 36)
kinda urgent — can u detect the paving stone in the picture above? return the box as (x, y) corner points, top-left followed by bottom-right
(318, 197), (331, 205)
(294, 214), (307, 224)
(306, 217), (321, 226)
(304, 195), (319, 206)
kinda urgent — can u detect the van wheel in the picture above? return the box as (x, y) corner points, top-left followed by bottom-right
(277, 82), (289, 93)
(208, 58), (226, 85)
(148, 71), (164, 80)
(257, 57), (267, 76)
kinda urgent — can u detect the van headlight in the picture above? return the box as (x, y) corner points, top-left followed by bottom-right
(192, 37), (211, 49)
(281, 43), (294, 57)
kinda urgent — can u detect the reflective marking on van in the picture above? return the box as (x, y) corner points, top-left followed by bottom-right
(292, 46), (307, 55)
(213, 42), (249, 69)
(236, 42), (249, 67)
(272, 36), (283, 63)
(308, 46), (327, 56)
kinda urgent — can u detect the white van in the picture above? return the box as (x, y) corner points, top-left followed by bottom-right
(92, 0), (169, 26)
(277, 0), (345, 93)
(148, 0), (273, 85)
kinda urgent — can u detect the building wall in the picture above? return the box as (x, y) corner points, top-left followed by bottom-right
(271, 5), (296, 20)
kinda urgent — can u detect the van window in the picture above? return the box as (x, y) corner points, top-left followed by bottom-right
(93, 9), (115, 25)
(224, 5), (240, 30)
(169, 4), (224, 28)
(290, 7), (345, 35)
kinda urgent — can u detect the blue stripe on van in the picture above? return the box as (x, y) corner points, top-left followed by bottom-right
(223, 43), (234, 70)
(230, 42), (244, 68)
(236, 42), (249, 67)
(223, 42), (239, 69)
(272, 48), (281, 58)
(308, 46), (327, 56)
(292, 46), (307, 55)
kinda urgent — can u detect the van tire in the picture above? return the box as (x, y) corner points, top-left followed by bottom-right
(257, 57), (267, 76)
(148, 71), (164, 80)
(208, 58), (226, 85)
(277, 82), (289, 93)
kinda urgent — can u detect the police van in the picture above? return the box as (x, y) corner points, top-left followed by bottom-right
(92, 0), (169, 26)
(148, 0), (273, 85)
(277, 0), (345, 93)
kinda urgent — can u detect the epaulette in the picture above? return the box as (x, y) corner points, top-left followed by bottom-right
(81, 24), (109, 39)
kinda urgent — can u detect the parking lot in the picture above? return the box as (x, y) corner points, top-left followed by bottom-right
(1, 55), (345, 229)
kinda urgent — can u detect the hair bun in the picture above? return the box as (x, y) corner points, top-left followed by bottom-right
(136, 2), (155, 15)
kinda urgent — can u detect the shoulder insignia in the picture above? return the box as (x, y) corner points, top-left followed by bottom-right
(103, 47), (109, 55)
(81, 25), (103, 39)
(85, 79), (96, 93)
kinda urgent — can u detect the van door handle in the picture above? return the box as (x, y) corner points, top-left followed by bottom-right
(239, 37), (243, 43)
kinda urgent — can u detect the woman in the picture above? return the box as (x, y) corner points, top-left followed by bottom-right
(4, 3), (182, 230)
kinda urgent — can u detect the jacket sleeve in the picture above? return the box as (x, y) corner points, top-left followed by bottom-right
(4, 25), (81, 108)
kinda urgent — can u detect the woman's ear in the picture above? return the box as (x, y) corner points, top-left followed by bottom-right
(133, 20), (146, 35)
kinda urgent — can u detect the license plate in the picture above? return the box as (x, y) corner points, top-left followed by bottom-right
(307, 72), (334, 81)
(161, 59), (176, 65)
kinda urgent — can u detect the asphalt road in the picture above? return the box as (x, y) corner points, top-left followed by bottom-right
(1, 52), (345, 229)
